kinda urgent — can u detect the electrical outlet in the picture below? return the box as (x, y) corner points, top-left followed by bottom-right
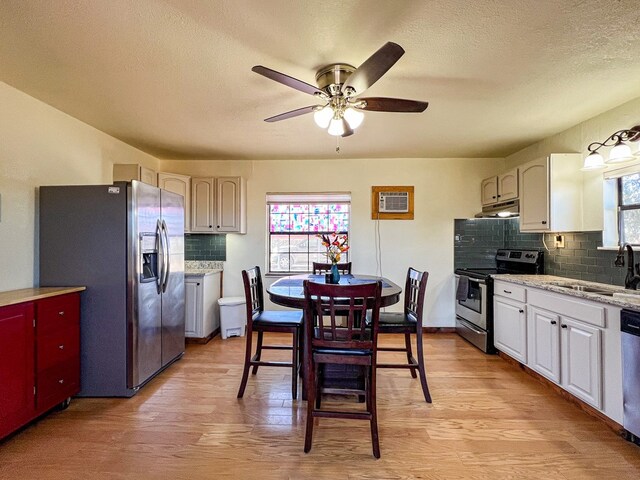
(554, 234), (565, 248)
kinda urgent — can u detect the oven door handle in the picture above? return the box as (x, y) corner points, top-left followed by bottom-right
(457, 317), (485, 335)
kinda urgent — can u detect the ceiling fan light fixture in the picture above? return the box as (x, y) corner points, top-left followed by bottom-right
(313, 105), (333, 128)
(328, 117), (347, 136)
(344, 107), (364, 129)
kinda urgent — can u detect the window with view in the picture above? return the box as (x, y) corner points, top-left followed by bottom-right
(618, 172), (640, 244)
(267, 193), (350, 273)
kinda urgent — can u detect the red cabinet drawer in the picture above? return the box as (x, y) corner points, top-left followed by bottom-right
(36, 359), (80, 412)
(37, 293), (80, 334)
(37, 326), (80, 372)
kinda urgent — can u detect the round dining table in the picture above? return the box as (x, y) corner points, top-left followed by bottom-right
(267, 273), (402, 309)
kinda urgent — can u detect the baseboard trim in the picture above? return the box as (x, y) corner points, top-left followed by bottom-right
(185, 327), (220, 345)
(422, 327), (456, 333)
(497, 351), (624, 436)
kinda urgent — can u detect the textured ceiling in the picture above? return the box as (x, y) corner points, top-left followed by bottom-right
(1, 0), (640, 160)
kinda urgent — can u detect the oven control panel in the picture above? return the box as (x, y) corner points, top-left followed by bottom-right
(496, 249), (542, 264)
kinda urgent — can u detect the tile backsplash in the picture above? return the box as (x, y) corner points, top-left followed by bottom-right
(454, 218), (626, 286)
(185, 234), (226, 261)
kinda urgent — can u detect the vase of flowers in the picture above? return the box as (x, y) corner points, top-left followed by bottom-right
(318, 232), (349, 284)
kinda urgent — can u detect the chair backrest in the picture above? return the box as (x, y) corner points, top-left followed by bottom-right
(242, 266), (264, 325)
(312, 261), (352, 275)
(303, 280), (382, 351)
(404, 268), (429, 326)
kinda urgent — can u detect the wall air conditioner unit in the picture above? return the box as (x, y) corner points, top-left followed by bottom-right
(378, 191), (409, 213)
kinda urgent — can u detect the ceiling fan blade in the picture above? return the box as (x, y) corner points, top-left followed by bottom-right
(252, 65), (325, 97)
(358, 97), (429, 113)
(342, 42), (405, 96)
(264, 105), (318, 123)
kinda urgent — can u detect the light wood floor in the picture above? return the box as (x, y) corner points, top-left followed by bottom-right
(1, 333), (639, 479)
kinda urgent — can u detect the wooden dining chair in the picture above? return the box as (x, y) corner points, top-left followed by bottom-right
(237, 266), (303, 400)
(375, 268), (432, 403)
(312, 261), (352, 275)
(303, 280), (383, 458)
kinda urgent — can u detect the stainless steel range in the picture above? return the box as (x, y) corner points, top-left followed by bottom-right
(454, 249), (544, 353)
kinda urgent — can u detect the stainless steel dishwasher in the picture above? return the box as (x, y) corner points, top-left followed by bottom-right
(621, 308), (640, 445)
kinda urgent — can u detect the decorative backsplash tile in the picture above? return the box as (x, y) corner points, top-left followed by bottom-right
(455, 218), (626, 286)
(185, 234), (226, 261)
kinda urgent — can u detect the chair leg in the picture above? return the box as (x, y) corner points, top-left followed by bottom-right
(415, 329), (432, 403)
(369, 364), (380, 459)
(291, 328), (299, 400)
(304, 358), (316, 453)
(237, 327), (253, 398)
(404, 333), (417, 378)
(252, 331), (264, 375)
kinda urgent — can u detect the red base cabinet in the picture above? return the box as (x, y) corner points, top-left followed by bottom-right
(0, 290), (81, 440)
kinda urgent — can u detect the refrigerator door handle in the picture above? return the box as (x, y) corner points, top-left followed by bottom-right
(156, 219), (165, 292)
(161, 220), (170, 293)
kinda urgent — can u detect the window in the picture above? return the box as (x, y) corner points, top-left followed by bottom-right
(267, 193), (350, 274)
(618, 173), (640, 244)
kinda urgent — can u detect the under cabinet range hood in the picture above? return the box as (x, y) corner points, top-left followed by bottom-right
(475, 199), (519, 218)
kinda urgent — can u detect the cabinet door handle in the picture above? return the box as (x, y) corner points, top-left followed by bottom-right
(58, 311), (65, 316)
(503, 290), (512, 294)
(561, 324), (567, 329)
(550, 320), (557, 325)
(58, 344), (64, 350)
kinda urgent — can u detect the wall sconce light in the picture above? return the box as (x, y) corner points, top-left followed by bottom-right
(582, 125), (640, 170)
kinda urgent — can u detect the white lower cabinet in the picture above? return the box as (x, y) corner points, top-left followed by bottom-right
(528, 306), (561, 384)
(493, 296), (527, 363)
(561, 317), (602, 408)
(185, 272), (221, 340)
(494, 282), (619, 420)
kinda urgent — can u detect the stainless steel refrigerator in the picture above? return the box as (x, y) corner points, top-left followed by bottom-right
(39, 181), (185, 397)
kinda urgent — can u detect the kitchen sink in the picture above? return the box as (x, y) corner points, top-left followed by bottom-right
(550, 284), (615, 296)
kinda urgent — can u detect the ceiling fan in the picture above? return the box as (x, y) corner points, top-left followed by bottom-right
(252, 41), (429, 137)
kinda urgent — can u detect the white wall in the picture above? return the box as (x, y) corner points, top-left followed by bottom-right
(0, 82), (159, 291)
(162, 157), (499, 326)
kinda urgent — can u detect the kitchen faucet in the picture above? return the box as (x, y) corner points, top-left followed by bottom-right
(615, 243), (640, 290)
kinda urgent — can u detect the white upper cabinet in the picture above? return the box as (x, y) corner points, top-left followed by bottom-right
(480, 176), (498, 205)
(191, 178), (215, 233)
(498, 168), (518, 202)
(519, 154), (584, 232)
(113, 164), (158, 187)
(216, 177), (246, 234)
(480, 168), (518, 206)
(158, 172), (191, 232)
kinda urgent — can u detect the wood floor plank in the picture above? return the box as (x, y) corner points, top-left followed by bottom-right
(0, 332), (638, 479)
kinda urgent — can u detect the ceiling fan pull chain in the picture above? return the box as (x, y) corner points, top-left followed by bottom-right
(336, 136), (340, 154)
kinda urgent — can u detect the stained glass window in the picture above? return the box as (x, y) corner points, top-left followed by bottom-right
(267, 195), (350, 273)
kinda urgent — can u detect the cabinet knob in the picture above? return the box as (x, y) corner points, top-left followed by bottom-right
(58, 379), (64, 384)
(58, 344), (64, 350)
(209, 225), (212, 228)
(519, 309), (524, 313)
(550, 320), (557, 325)
(58, 311), (65, 316)
(492, 196), (496, 199)
(217, 225), (220, 228)
(561, 324), (567, 329)
(497, 194), (501, 198)
(541, 221), (547, 225)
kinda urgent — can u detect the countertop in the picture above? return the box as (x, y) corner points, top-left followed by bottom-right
(184, 260), (223, 277)
(492, 274), (640, 309)
(0, 287), (86, 308)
